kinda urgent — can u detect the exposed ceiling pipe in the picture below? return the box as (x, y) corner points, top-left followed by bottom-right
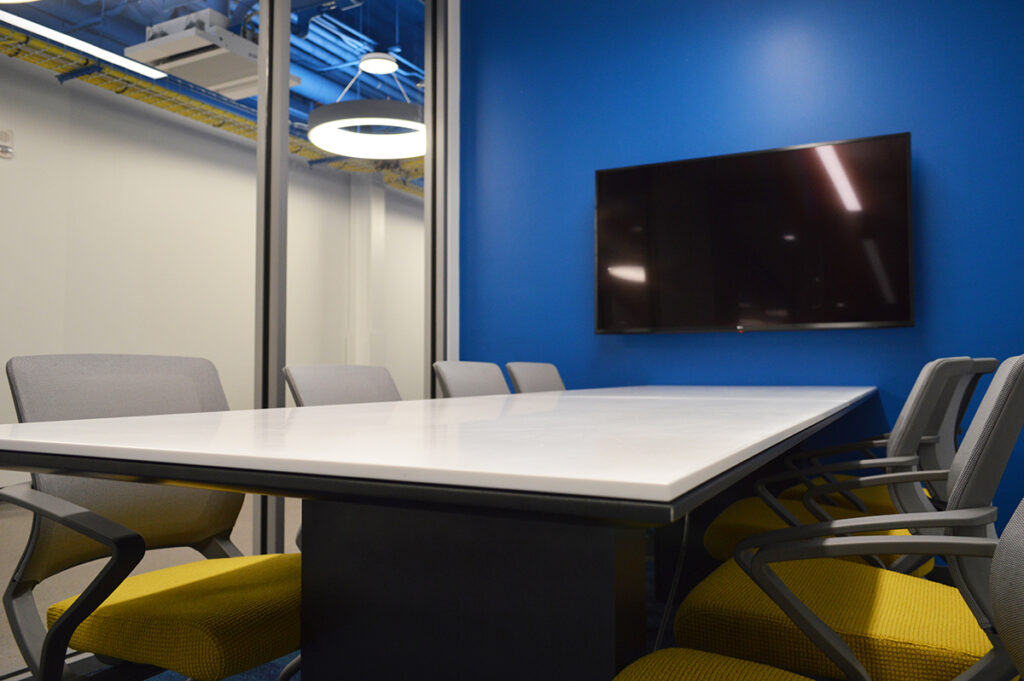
(287, 62), (357, 105)
(291, 0), (364, 38)
(10, 2), (143, 50)
(228, 0), (258, 28)
(72, 0), (206, 27)
(290, 29), (351, 67)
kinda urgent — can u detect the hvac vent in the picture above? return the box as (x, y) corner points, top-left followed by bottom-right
(125, 9), (299, 99)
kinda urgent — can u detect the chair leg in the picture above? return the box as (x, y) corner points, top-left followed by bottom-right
(278, 653), (301, 681)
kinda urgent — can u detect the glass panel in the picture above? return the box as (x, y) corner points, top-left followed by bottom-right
(0, 2), (276, 653)
(0, 0), (264, 420)
(285, 0), (427, 401)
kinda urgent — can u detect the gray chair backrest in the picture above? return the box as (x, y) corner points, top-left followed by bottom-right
(944, 354), (1024, 634)
(284, 364), (401, 406)
(884, 357), (978, 514)
(5, 354), (243, 584)
(990, 495), (1024, 674)
(918, 358), (999, 503)
(432, 361), (509, 398)
(505, 362), (565, 393)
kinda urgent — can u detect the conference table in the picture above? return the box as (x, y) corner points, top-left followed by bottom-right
(0, 385), (875, 680)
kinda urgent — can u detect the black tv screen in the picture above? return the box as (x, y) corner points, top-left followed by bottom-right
(595, 133), (913, 333)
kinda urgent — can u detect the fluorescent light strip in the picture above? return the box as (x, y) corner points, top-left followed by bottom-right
(815, 144), (862, 212)
(607, 265), (646, 283)
(0, 9), (166, 79)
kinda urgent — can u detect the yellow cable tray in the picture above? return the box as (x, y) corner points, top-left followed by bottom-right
(0, 24), (424, 197)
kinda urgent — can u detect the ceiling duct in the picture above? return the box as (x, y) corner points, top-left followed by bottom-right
(125, 8), (299, 99)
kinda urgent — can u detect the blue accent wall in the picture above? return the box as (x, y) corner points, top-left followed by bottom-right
(460, 1), (1024, 520)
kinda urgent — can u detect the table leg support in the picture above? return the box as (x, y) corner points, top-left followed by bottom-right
(302, 499), (646, 680)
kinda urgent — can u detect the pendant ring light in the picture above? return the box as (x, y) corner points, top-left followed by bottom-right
(309, 99), (425, 160)
(307, 52), (426, 160)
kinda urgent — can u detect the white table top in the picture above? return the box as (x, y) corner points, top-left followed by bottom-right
(0, 386), (874, 503)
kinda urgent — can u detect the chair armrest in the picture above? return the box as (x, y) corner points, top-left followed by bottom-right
(754, 456), (919, 526)
(0, 483), (146, 681)
(782, 437), (889, 469)
(748, 534), (997, 567)
(802, 469), (949, 522)
(734, 507), (997, 556)
(783, 434), (936, 469)
(734, 533), (1000, 681)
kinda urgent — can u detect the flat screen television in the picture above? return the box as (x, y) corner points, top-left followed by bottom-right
(595, 132), (913, 333)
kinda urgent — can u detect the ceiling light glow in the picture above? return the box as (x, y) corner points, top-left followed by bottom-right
(0, 9), (166, 79)
(308, 100), (425, 160)
(359, 52), (398, 75)
(608, 265), (647, 283)
(815, 144), (862, 212)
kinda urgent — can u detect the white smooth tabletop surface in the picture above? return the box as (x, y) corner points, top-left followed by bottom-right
(0, 386), (875, 503)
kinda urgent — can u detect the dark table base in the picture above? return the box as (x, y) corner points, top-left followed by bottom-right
(302, 499), (646, 681)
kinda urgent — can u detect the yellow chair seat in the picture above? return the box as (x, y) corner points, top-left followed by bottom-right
(779, 474), (901, 514)
(703, 496), (933, 575)
(676, 557), (991, 681)
(47, 553), (301, 681)
(615, 648), (812, 680)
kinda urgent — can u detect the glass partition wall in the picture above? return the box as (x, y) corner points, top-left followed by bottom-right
(0, 0), (441, 672)
(285, 0), (427, 402)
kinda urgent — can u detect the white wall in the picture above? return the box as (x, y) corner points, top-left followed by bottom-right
(384, 187), (428, 399)
(0, 56), (425, 481)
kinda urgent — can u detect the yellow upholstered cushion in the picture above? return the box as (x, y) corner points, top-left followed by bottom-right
(779, 474), (901, 514)
(615, 648), (812, 680)
(703, 497), (933, 575)
(47, 553), (301, 681)
(676, 557), (991, 681)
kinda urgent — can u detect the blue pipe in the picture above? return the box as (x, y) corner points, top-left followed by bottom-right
(208, 0), (229, 18)
(318, 13), (376, 47)
(64, 0), (129, 33)
(229, 0), (258, 29)
(291, 28), (356, 67)
(73, 0), (204, 26)
(288, 61), (356, 103)
(9, 3), (144, 51)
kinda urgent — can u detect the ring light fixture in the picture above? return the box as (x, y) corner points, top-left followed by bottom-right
(308, 99), (425, 160)
(307, 50), (424, 160)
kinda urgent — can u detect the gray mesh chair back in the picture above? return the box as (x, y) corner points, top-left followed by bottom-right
(284, 364), (401, 406)
(991, 496), (1024, 675)
(432, 361), (510, 397)
(883, 357), (982, 515)
(944, 354), (1024, 633)
(917, 358), (999, 504)
(5, 354), (244, 587)
(505, 362), (565, 393)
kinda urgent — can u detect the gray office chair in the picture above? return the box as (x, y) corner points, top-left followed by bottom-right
(278, 363), (402, 681)
(284, 363), (401, 406)
(615, 487), (1024, 681)
(779, 356), (997, 513)
(705, 357), (997, 570)
(505, 362), (565, 393)
(2, 354), (300, 681)
(432, 360), (510, 397)
(675, 354), (1024, 681)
